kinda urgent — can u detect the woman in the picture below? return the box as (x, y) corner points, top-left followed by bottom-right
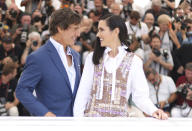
(74, 14), (167, 119)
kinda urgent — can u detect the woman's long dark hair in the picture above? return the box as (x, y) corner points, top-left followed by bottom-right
(92, 14), (130, 65)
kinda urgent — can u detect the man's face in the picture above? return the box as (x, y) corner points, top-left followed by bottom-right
(185, 69), (192, 82)
(147, 73), (159, 86)
(94, 0), (103, 12)
(152, 5), (161, 12)
(187, 23), (192, 32)
(150, 37), (161, 50)
(130, 18), (139, 25)
(2, 43), (12, 52)
(111, 4), (121, 15)
(144, 13), (154, 28)
(21, 15), (31, 25)
(106, 0), (115, 7)
(159, 23), (168, 32)
(58, 24), (80, 46)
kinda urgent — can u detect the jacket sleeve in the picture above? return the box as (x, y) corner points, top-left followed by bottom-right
(16, 54), (49, 116)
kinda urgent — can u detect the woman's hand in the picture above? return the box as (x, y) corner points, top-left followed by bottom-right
(152, 109), (168, 120)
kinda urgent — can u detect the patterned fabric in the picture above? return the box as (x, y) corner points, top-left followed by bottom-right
(84, 52), (134, 117)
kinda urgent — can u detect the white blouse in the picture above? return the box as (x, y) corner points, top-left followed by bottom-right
(73, 46), (157, 117)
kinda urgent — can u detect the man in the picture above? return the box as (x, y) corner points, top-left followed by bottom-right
(110, 2), (122, 16)
(125, 10), (149, 49)
(94, 0), (109, 18)
(16, 8), (82, 116)
(144, 34), (174, 76)
(0, 35), (22, 71)
(0, 62), (19, 116)
(145, 67), (177, 116)
(171, 62), (192, 117)
(144, 12), (159, 32)
(11, 13), (37, 51)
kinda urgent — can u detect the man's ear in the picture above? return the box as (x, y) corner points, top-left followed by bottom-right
(113, 27), (120, 36)
(57, 26), (62, 33)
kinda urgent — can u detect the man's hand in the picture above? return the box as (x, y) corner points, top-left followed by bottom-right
(186, 88), (192, 100)
(159, 101), (166, 109)
(5, 102), (14, 110)
(177, 66), (184, 74)
(152, 109), (168, 120)
(44, 112), (56, 117)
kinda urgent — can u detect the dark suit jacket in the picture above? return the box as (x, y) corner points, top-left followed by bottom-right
(16, 40), (81, 116)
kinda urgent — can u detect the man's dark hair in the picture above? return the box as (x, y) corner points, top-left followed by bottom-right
(150, 33), (160, 43)
(144, 67), (157, 78)
(130, 10), (140, 20)
(93, 14), (129, 65)
(49, 8), (82, 36)
(2, 62), (17, 76)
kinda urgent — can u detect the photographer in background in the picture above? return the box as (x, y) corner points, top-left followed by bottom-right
(121, 0), (144, 20)
(125, 11), (149, 49)
(145, 67), (177, 117)
(21, 32), (42, 65)
(182, 19), (192, 44)
(31, 10), (44, 34)
(144, 34), (174, 76)
(11, 13), (37, 51)
(171, 62), (192, 117)
(161, 0), (175, 17)
(4, 4), (23, 29)
(0, 35), (22, 71)
(0, 61), (19, 116)
(37, 0), (55, 26)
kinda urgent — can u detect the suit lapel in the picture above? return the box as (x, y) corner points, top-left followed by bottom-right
(71, 50), (81, 98)
(46, 40), (72, 93)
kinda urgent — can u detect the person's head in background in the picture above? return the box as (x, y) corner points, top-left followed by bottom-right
(20, 13), (31, 26)
(158, 14), (171, 32)
(28, 32), (42, 48)
(74, 3), (83, 16)
(150, 34), (161, 50)
(2, 35), (14, 52)
(2, 61), (18, 81)
(175, 7), (184, 18)
(144, 12), (155, 29)
(49, 8), (82, 48)
(151, 0), (162, 13)
(185, 62), (192, 83)
(94, 0), (104, 13)
(106, 0), (115, 8)
(81, 18), (93, 33)
(93, 14), (129, 64)
(7, 3), (20, 22)
(130, 11), (140, 26)
(145, 67), (160, 86)
(110, 2), (122, 16)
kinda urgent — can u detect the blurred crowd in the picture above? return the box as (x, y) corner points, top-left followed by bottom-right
(0, 0), (192, 117)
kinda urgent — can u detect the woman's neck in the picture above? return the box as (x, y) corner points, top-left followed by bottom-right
(108, 40), (121, 57)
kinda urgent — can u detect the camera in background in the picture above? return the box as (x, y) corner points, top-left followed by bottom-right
(32, 40), (38, 47)
(20, 24), (28, 44)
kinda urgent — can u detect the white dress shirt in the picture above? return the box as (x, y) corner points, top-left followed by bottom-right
(50, 37), (76, 92)
(74, 46), (157, 117)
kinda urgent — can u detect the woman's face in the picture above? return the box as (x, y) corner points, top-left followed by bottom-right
(96, 20), (115, 47)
